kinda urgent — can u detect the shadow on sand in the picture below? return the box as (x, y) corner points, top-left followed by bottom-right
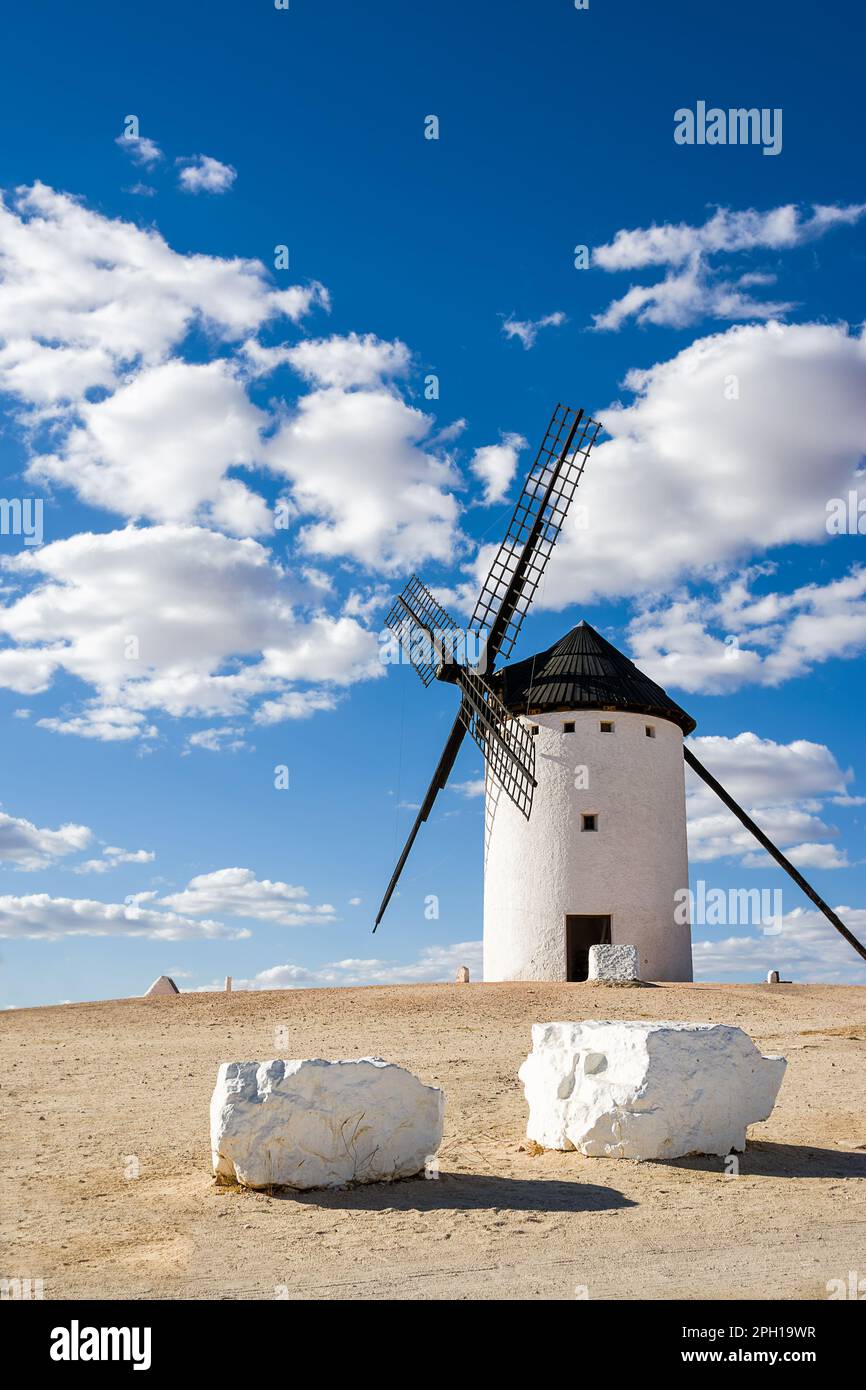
(663, 1140), (866, 1179)
(268, 1172), (637, 1214)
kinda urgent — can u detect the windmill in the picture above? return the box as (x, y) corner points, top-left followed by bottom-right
(375, 402), (866, 980)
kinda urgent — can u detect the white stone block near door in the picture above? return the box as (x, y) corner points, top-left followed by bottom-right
(211, 1057), (444, 1190)
(588, 944), (639, 982)
(518, 1020), (786, 1160)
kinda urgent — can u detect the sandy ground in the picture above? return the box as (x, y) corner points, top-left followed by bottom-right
(1, 980), (865, 1301)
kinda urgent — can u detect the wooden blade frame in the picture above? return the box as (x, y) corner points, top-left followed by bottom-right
(384, 575), (464, 687)
(472, 404), (601, 667)
(455, 666), (536, 819)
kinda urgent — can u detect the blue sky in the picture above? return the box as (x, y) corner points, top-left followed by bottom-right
(1, 0), (865, 1005)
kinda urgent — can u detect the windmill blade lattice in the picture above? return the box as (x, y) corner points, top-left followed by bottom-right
(384, 575), (464, 687)
(471, 404), (601, 665)
(455, 665), (536, 818)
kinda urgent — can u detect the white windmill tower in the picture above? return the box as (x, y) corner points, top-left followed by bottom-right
(374, 403), (866, 980)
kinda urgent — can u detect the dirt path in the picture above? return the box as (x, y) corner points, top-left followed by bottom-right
(2, 981), (864, 1300)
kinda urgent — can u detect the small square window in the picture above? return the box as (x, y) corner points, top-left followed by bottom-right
(581, 813), (598, 832)
(563, 721), (575, 733)
(529, 724), (539, 736)
(600, 720), (615, 734)
(645, 725), (656, 739)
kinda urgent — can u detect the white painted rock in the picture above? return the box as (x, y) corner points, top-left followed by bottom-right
(210, 1058), (444, 1190)
(144, 975), (179, 997)
(588, 944), (639, 982)
(518, 1021), (786, 1159)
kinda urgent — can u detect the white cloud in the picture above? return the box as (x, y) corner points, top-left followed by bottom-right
(0, 893), (245, 940)
(450, 778), (486, 799)
(28, 359), (272, 535)
(0, 811), (91, 871)
(0, 184), (325, 408)
(115, 132), (163, 168)
(593, 203), (866, 271)
(685, 732), (854, 867)
(523, 321), (866, 608)
(592, 203), (866, 330)
(227, 940), (483, 989)
(185, 725), (249, 753)
(469, 432), (526, 505)
(74, 846), (155, 875)
(501, 311), (566, 349)
(0, 524), (382, 737)
(177, 155), (237, 194)
(281, 332), (411, 388)
(158, 867), (336, 927)
(629, 566), (866, 694)
(265, 387), (462, 573)
(36, 706), (159, 742)
(253, 688), (339, 724)
(593, 256), (793, 331)
(693, 908), (866, 985)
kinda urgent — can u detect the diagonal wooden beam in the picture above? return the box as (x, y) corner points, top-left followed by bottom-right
(684, 745), (866, 965)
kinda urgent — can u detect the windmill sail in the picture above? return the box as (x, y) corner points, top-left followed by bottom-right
(455, 666), (536, 818)
(471, 404), (601, 666)
(384, 575), (465, 687)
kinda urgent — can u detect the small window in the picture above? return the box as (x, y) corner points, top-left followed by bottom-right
(600, 720), (615, 734)
(529, 724), (539, 736)
(645, 725), (656, 739)
(581, 813), (598, 832)
(563, 721), (575, 733)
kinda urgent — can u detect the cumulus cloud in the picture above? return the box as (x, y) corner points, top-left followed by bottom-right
(0, 189), (464, 578)
(0, 524), (382, 738)
(225, 940), (483, 990)
(0, 893), (245, 940)
(28, 360), (272, 535)
(629, 566), (866, 694)
(185, 725), (249, 753)
(115, 132), (163, 168)
(158, 867), (337, 927)
(265, 387), (462, 572)
(449, 778), (486, 799)
(469, 432), (526, 505)
(693, 908), (866, 985)
(513, 321), (866, 609)
(592, 202), (866, 330)
(593, 203), (866, 272)
(177, 155), (237, 194)
(281, 332), (411, 389)
(73, 846), (155, 875)
(501, 311), (566, 349)
(0, 183), (325, 409)
(685, 732), (854, 868)
(0, 810), (92, 871)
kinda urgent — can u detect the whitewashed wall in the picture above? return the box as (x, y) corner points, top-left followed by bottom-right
(482, 708), (693, 981)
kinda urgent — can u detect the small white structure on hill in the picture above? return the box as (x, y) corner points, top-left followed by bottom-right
(484, 622), (695, 983)
(144, 975), (179, 997)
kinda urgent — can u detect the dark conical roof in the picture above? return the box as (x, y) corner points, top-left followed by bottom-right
(492, 621), (696, 734)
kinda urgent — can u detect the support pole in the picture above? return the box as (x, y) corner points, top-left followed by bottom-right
(684, 745), (866, 964)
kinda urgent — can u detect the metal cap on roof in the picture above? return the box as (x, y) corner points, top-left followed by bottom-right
(492, 620), (697, 734)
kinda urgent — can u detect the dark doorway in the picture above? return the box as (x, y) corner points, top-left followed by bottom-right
(566, 915), (611, 982)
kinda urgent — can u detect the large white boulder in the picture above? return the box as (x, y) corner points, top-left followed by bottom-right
(518, 1020), (786, 1159)
(210, 1058), (444, 1190)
